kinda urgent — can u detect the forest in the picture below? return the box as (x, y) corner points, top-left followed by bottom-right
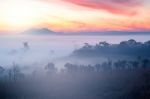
(0, 57), (150, 99)
(72, 39), (150, 58)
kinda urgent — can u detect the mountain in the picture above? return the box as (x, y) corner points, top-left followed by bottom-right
(23, 28), (150, 36)
(67, 31), (150, 36)
(23, 28), (61, 35)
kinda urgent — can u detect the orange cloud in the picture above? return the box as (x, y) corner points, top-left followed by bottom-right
(0, 0), (149, 33)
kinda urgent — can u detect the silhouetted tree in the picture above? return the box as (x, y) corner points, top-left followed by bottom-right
(87, 65), (94, 72)
(114, 60), (127, 70)
(94, 64), (101, 72)
(101, 61), (111, 71)
(23, 42), (30, 52)
(0, 66), (4, 74)
(141, 59), (150, 69)
(130, 61), (139, 69)
(83, 43), (92, 49)
(0, 66), (5, 80)
(7, 63), (24, 81)
(45, 63), (57, 74)
(99, 41), (110, 47)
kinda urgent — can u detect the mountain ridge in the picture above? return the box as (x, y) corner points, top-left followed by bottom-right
(23, 28), (150, 36)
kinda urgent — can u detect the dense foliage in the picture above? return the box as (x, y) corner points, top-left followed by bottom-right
(0, 58), (150, 99)
(72, 39), (150, 58)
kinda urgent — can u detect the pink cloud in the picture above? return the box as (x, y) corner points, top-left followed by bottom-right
(63, 0), (143, 15)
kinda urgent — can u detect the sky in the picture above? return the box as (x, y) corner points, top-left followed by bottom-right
(0, 0), (150, 33)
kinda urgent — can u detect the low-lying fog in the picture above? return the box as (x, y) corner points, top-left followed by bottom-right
(0, 34), (150, 68)
(0, 34), (150, 99)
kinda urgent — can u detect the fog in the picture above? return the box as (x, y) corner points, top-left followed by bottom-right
(0, 34), (150, 99)
(0, 57), (150, 99)
(0, 35), (150, 68)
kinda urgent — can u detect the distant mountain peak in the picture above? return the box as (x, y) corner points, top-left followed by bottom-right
(23, 28), (57, 35)
(23, 28), (150, 36)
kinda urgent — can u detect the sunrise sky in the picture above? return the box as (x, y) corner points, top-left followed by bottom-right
(0, 0), (150, 33)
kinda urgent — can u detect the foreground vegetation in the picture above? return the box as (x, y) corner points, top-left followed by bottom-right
(0, 57), (150, 99)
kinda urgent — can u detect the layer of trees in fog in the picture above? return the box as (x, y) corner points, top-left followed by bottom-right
(72, 39), (150, 58)
(0, 57), (150, 99)
(0, 39), (150, 99)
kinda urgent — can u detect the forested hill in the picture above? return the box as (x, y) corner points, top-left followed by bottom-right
(72, 39), (150, 58)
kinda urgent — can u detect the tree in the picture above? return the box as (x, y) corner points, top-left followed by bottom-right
(0, 66), (4, 74)
(45, 63), (57, 74)
(64, 63), (79, 73)
(101, 62), (111, 71)
(114, 60), (127, 70)
(8, 63), (24, 81)
(23, 42), (30, 52)
(99, 41), (109, 47)
(94, 64), (101, 72)
(0, 66), (5, 80)
(87, 65), (94, 72)
(130, 61), (139, 69)
(142, 59), (150, 69)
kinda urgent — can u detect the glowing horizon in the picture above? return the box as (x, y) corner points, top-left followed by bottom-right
(0, 0), (150, 33)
